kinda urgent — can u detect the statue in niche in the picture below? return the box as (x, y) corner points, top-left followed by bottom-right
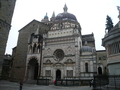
(117, 6), (120, 21)
(73, 25), (78, 34)
(58, 23), (63, 29)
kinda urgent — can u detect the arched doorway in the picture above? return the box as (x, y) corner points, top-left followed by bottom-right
(98, 67), (102, 75)
(28, 58), (38, 80)
(56, 69), (61, 79)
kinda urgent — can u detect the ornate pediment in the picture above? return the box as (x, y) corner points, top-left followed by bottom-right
(53, 63), (64, 67)
(64, 59), (75, 64)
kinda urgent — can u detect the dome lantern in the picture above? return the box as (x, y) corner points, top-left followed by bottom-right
(63, 4), (68, 13)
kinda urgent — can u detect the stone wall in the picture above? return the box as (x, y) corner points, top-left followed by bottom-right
(11, 20), (49, 81)
(0, 0), (16, 76)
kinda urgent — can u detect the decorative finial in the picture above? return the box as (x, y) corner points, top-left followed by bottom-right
(63, 4), (68, 13)
(117, 6), (120, 21)
(52, 11), (55, 18)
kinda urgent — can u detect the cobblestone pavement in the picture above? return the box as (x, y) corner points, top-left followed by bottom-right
(0, 80), (93, 90)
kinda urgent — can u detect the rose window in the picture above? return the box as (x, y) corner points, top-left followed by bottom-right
(53, 49), (64, 61)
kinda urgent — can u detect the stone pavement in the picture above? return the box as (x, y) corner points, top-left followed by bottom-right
(0, 80), (93, 90)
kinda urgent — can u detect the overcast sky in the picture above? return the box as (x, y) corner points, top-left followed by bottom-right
(5, 0), (120, 54)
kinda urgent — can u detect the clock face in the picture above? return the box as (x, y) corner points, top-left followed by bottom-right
(53, 49), (64, 61)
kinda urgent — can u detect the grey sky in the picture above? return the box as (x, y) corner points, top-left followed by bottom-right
(5, 0), (120, 54)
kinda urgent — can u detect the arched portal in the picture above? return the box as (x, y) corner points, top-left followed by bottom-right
(98, 67), (102, 75)
(56, 69), (61, 79)
(28, 58), (38, 80)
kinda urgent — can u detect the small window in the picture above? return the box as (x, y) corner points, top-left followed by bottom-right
(99, 57), (101, 60)
(85, 63), (88, 72)
(102, 56), (106, 60)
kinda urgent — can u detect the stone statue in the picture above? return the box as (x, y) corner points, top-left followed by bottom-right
(117, 6), (120, 20)
(117, 6), (120, 11)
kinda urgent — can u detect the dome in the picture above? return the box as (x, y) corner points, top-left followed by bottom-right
(44, 13), (48, 19)
(55, 12), (77, 22)
(80, 46), (92, 52)
(55, 4), (77, 22)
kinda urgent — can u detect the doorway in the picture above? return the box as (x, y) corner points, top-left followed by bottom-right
(28, 58), (38, 80)
(98, 67), (102, 75)
(56, 69), (61, 79)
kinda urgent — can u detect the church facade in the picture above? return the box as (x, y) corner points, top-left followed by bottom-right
(11, 4), (98, 82)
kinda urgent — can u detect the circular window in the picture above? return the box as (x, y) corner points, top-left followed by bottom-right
(53, 49), (64, 61)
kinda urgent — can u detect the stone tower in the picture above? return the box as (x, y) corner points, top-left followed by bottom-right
(0, 0), (16, 75)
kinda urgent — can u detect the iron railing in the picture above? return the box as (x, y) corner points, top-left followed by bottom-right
(93, 75), (120, 90)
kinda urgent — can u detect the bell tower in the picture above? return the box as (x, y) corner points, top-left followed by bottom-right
(0, 0), (16, 76)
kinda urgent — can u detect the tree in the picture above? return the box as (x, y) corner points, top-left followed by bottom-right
(105, 15), (113, 33)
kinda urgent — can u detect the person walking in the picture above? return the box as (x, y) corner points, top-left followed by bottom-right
(19, 81), (23, 90)
(90, 79), (94, 87)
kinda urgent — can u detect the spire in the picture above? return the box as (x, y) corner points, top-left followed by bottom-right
(52, 11), (55, 18)
(117, 6), (120, 21)
(35, 25), (40, 35)
(63, 4), (68, 13)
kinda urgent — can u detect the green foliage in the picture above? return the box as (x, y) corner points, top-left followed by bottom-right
(105, 15), (113, 32)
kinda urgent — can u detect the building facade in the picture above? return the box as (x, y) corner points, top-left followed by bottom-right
(80, 34), (97, 81)
(11, 4), (98, 82)
(96, 50), (107, 75)
(102, 6), (120, 75)
(0, 0), (16, 76)
(1, 54), (12, 80)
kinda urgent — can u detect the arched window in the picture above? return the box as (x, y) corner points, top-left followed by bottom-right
(29, 45), (32, 53)
(33, 43), (36, 53)
(37, 44), (40, 53)
(85, 63), (88, 72)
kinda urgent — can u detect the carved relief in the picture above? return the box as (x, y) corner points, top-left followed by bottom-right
(46, 60), (51, 63)
(53, 63), (64, 67)
(67, 46), (72, 54)
(44, 48), (52, 56)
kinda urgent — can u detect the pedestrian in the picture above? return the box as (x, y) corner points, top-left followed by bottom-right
(54, 80), (56, 85)
(19, 81), (23, 90)
(90, 79), (94, 87)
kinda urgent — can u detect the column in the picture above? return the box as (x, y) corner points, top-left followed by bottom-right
(112, 43), (115, 54)
(119, 41), (120, 53)
(38, 65), (41, 77)
(114, 43), (116, 54)
(24, 64), (29, 81)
